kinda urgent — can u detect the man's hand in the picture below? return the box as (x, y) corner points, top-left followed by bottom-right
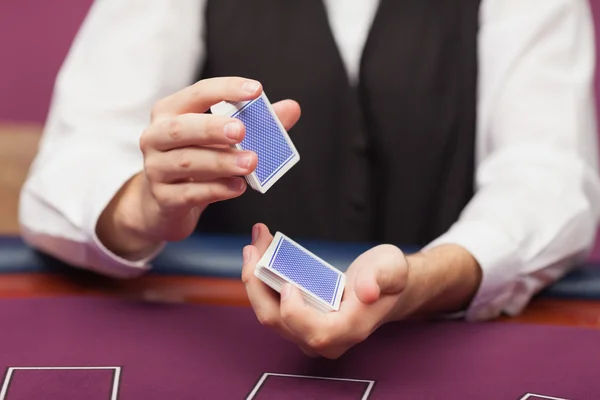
(242, 223), (409, 359)
(96, 77), (301, 259)
(242, 224), (482, 359)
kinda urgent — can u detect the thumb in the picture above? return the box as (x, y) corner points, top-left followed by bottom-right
(271, 99), (301, 131)
(353, 245), (407, 304)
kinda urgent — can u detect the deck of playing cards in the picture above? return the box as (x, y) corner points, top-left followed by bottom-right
(254, 232), (346, 313)
(210, 91), (300, 194)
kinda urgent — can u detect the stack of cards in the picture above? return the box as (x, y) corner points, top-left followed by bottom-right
(254, 232), (346, 313)
(211, 91), (300, 194)
(213, 89), (344, 312)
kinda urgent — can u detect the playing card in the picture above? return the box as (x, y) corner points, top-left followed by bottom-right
(210, 91), (300, 194)
(254, 232), (346, 312)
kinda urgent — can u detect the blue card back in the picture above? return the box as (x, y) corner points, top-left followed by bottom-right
(232, 97), (295, 187)
(267, 236), (343, 307)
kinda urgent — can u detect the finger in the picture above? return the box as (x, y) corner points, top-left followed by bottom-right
(353, 245), (407, 304)
(241, 246), (300, 344)
(143, 114), (246, 152)
(271, 100), (301, 131)
(151, 178), (246, 214)
(250, 223), (273, 252)
(352, 271), (381, 304)
(280, 285), (352, 359)
(145, 146), (257, 183)
(279, 284), (329, 345)
(152, 77), (263, 119)
(241, 246), (281, 318)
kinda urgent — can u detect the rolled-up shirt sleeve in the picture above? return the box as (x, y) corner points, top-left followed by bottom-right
(427, 0), (600, 320)
(19, 0), (205, 277)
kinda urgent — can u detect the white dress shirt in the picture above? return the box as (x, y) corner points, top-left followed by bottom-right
(19, 0), (600, 321)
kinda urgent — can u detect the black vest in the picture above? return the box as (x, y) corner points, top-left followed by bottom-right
(196, 0), (480, 247)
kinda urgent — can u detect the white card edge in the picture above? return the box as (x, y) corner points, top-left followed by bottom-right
(330, 273), (346, 311)
(255, 153), (300, 194)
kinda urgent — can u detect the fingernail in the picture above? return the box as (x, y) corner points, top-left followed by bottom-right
(236, 153), (252, 169)
(228, 178), (244, 191)
(224, 121), (240, 140)
(243, 247), (251, 264)
(252, 225), (259, 243)
(281, 283), (291, 300)
(243, 80), (261, 94)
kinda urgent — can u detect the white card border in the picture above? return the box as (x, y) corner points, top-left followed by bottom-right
(246, 372), (375, 400)
(0, 366), (121, 400)
(519, 394), (570, 400)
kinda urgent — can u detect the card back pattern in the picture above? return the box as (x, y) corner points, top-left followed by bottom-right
(268, 237), (342, 306)
(233, 97), (295, 186)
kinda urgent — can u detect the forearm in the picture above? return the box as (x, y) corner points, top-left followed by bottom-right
(393, 244), (482, 320)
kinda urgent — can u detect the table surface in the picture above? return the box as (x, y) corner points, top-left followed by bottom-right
(0, 125), (600, 400)
(1, 270), (600, 330)
(1, 296), (599, 400)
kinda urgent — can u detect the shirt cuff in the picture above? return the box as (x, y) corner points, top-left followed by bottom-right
(82, 160), (166, 278)
(424, 220), (522, 321)
(27, 139), (166, 278)
(88, 229), (165, 278)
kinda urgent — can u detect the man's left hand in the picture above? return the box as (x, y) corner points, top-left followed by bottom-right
(241, 223), (409, 359)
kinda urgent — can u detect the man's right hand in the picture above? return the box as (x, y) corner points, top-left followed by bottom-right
(96, 77), (301, 260)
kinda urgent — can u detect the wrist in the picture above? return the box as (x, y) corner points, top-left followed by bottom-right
(393, 245), (482, 320)
(96, 172), (163, 260)
(389, 252), (428, 320)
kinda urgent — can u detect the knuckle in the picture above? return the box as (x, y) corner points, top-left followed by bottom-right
(352, 327), (371, 344)
(167, 117), (183, 141)
(379, 244), (405, 262)
(307, 334), (331, 351)
(139, 132), (150, 153)
(151, 186), (171, 208)
(279, 306), (296, 322)
(206, 183), (224, 202)
(339, 318), (367, 344)
(176, 149), (191, 170)
(180, 184), (197, 206)
(215, 152), (232, 173)
(256, 311), (277, 328)
(143, 157), (162, 183)
(225, 76), (240, 91)
(143, 158), (156, 180)
(198, 115), (218, 141)
(190, 82), (205, 101)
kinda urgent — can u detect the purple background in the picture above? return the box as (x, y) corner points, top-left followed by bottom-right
(0, 0), (93, 123)
(1, 297), (599, 399)
(0, 0), (599, 124)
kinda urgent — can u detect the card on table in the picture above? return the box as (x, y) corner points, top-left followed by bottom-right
(210, 91), (300, 194)
(254, 232), (346, 313)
